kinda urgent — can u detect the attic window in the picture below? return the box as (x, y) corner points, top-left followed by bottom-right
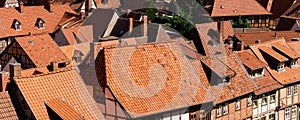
(291, 59), (298, 68)
(14, 21), (21, 31)
(249, 68), (264, 78)
(38, 20), (44, 29)
(277, 62), (285, 72)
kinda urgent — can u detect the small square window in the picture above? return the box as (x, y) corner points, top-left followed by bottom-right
(247, 95), (252, 106)
(285, 107), (291, 120)
(270, 95), (275, 103)
(269, 114), (275, 120)
(253, 100), (258, 109)
(236, 99), (240, 110)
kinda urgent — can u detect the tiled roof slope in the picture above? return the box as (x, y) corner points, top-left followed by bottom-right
(195, 53), (257, 103)
(45, 98), (83, 120)
(15, 34), (69, 67)
(281, 1), (300, 19)
(0, 91), (18, 120)
(236, 50), (281, 95)
(0, 4), (77, 38)
(209, 0), (271, 17)
(235, 31), (300, 46)
(219, 21), (234, 40)
(250, 38), (300, 85)
(14, 68), (104, 120)
(97, 41), (213, 118)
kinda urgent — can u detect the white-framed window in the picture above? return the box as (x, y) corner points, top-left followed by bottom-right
(38, 20), (44, 29)
(291, 59), (298, 68)
(253, 100), (258, 108)
(250, 69), (264, 78)
(277, 63), (285, 72)
(223, 103), (228, 115)
(294, 85), (298, 95)
(269, 114), (275, 120)
(285, 107), (291, 120)
(287, 86), (292, 97)
(262, 97), (267, 106)
(190, 112), (197, 120)
(236, 99), (240, 110)
(261, 116), (266, 120)
(270, 94), (276, 103)
(292, 105), (297, 118)
(247, 95), (252, 106)
(216, 105), (222, 117)
(15, 21), (21, 31)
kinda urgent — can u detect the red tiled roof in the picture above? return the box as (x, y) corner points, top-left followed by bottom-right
(281, 1), (300, 19)
(201, 57), (236, 78)
(235, 31), (300, 46)
(250, 38), (300, 85)
(98, 41), (213, 117)
(0, 4), (77, 38)
(14, 68), (104, 120)
(273, 44), (299, 59)
(0, 91), (18, 120)
(15, 34), (69, 67)
(209, 0), (271, 17)
(219, 21), (234, 40)
(45, 98), (83, 120)
(236, 50), (267, 70)
(259, 46), (288, 62)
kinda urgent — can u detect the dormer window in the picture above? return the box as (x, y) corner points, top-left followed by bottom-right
(36, 18), (45, 29)
(290, 59), (298, 68)
(249, 68), (264, 78)
(277, 62), (285, 72)
(14, 21), (21, 31)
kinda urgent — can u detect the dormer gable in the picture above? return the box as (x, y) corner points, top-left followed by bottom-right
(36, 18), (45, 29)
(12, 19), (21, 31)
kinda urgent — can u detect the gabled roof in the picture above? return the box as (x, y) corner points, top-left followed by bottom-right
(236, 50), (281, 95)
(0, 4), (77, 38)
(0, 91), (18, 120)
(281, 1), (300, 19)
(259, 46), (288, 62)
(97, 41), (213, 118)
(15, 34), (69, 67)
(208, 0), (271, 17)
(235, 31), (300, 46)
(14, 68), (104, 120)
(250, 38), (300, 85)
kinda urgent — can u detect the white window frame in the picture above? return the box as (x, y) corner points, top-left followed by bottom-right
(285, 107), (291, 120)
(287, 86), (292, 97)
(294, 85), (298, 95)
(291, 59), (298, 68)
(236, 99), (240, 110)
(262, 97), (267, 106)
(292, 105), (297, 118)
(253, 100), (258, 109)
(270, 94), (276, 103)
(247, 95), (252, 106)
(277, 63), (285, 72)
(216, 105), (222, 117)
(15, 21), (21, 31)
(223, 103), (228, 115)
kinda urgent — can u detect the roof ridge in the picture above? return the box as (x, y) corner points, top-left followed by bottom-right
(15, 67), (74, 79)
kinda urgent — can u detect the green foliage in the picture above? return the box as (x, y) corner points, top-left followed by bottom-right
(232, 16), (252, 28)
(145, 0), (158, 21)
(196, 0), (208, 6)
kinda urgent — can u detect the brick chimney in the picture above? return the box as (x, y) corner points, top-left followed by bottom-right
(9, 63), (21, 78)
(45, 0), (53, 13)
(17, 1), (24, 13)
(142, 15), (148, 37)
(129, 18), (133, 34)
(0, 71), (9, 92)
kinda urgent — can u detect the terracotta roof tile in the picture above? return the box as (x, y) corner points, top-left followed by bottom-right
(98, 41), (213, 117)
(201, 57), (236, 78)
(236, 50), (267, 70)
(259, 46), (288, 62)
(235, 31), (300, 46)
(219, 21), (234, 40)
(0, 4), (77, 38)
(209, 0), (271, 17)
(250, 38), (300, 85)
(281, 1), (300, 19)
(45, 98), (83, 120)
(14, 68), (104, 120)
(272, 44), (299, 59)
(15, 34), (69, 67)
(0, 91), (18, 120)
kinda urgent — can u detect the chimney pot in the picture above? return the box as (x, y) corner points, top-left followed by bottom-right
(9, 63), (21, 78)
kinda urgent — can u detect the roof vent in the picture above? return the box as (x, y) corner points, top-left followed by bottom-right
(233, 9), (237, 13)
(220, 6), (224, 9)
(292, 38), (300, 41)
(28, 40), (34, 45)
(255, 40), (261, 44)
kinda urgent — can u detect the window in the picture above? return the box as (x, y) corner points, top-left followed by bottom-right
(261, 116), (266, 120)
(236, 99), (240, 110)
(15, 21), (21, 31)
(216, 105), (222, 117)
(294, 85), (298, 95)
(191, 112), (197, 120)
(270, 95), (276, 103)
(262, 97), (267, 106)
(285, 107), (291, 120)
(277, 63), (285, 72)
(292, 105), (297, 118)
(250, 69), (264, 78)
(247, 95), (252, 106)
(38, 20), (44, 29)
(287, 86), (292, 97)
(253, 100), (258, 108)
(291, 59), (298, 68)
(269, 114), (275, 120)
(223, 103), (228, 115)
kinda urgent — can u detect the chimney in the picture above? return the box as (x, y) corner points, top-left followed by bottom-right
(45, 0), (53, 13)
(129, 18), (133, 34)
(237, 42), (244, 51)
(9, 63), (21, 78)
(143, 15), (148, 37)
(17, 1), (24, 13)
(0, 71), (9, 92)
